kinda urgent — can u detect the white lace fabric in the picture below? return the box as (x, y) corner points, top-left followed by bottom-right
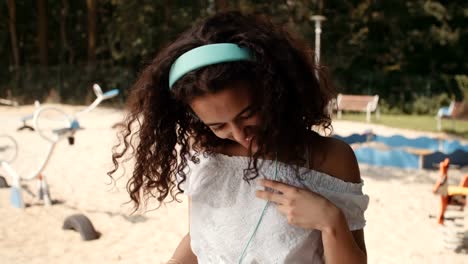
(178, 153), (369, 264)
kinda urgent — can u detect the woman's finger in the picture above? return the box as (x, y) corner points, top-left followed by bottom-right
(255, 190), (286, 205)
(258, 179), (296, 195)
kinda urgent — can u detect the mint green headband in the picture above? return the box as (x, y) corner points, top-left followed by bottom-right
(168, 43), (254, 89)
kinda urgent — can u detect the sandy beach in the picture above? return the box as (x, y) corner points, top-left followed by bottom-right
(1, 104), (467, 264)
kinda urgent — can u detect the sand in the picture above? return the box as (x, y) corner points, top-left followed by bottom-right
(0, 104), (467, 263)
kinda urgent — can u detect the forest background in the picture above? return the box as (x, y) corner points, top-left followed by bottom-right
(1, 0), (467, 115)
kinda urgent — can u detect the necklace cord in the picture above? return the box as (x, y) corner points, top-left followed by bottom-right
(238, 153), (279, 263)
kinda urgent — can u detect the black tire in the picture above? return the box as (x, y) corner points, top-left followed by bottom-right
(17, 125), (35, 131)
(62, 214), (100, 241)
(0, 176), (8, 188)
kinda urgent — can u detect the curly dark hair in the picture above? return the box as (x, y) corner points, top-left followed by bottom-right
(109, 11), (336, 211)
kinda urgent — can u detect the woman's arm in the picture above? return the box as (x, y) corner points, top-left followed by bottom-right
(321, 140), (367, 263)
(256, 177), (367, 264)
(256, 137), (367, 263)
(168, 197), (198, 264)
(321, 208), (367, 264)
(169, 232), (198, 264)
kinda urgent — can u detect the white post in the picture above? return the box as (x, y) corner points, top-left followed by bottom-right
(310, 15), (326, 69)
(311, 15), (328, 117)
(336, 94), (342, 119)
(366, 103), (371, 123)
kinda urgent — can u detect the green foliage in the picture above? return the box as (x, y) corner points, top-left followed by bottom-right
(0, 0), (466, 108)
(340, 113), (468, 137)
(4, 64), (134, 104)
(380, 94), (452, 115)
(455, 75), (468, 100)
(412, 95), (446, 115)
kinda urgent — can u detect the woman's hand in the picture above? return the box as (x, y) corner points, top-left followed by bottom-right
(255, 179), (343, 231)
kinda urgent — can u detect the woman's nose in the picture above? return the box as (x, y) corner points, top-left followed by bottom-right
(231, 124), (247, 143)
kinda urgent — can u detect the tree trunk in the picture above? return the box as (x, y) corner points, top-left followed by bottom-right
(60, 0), (74, 64)
(318, 0), (324, 13)
(37, 0), (48, 66)
(163, 0), (172, 32)
(7, 0), (20, 70)
(215, 0), (228, 12)
(86, 0), (97, 66)
(284, 0), (296, 28)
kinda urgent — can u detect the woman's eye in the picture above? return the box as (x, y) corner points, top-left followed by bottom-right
(240, 109), (256, 119)
(211, 125), (224, 132)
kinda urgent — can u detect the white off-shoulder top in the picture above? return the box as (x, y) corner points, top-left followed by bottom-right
(179, 153), (369, 264)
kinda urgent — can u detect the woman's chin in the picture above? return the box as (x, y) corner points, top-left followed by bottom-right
(234, 140), (258, 154)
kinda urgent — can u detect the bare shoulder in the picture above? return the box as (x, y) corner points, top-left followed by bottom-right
(308, 132), (361, 184)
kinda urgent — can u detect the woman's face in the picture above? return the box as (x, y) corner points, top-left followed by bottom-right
(189, 81), (261, 152)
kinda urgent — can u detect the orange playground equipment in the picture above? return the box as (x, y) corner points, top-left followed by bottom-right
(432, 158), (468, 225)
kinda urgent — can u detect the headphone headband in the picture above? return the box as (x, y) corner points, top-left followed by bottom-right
(169, 43), (254, 89)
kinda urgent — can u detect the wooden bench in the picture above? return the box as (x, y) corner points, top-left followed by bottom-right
(0, 98), (18, 106)
(436, 101), (468, 131)
(336, 94), (380, 123)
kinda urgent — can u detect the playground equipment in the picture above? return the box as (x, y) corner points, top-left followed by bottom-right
(0, 84), (116, 241)
(62, 214), (101, 241)
(0, 84), (119, 208)
(432, 158), (468, 251)
(0, 135), (18, 188)
(17, 100), (41, 131)
(433, 158), (468, 224)
(335, 132), (468, 169)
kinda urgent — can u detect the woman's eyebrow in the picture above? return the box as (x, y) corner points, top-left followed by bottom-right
(205, 105), (253, 126)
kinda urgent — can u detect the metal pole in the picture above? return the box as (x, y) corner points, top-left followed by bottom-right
(310, 15), (326, 67)
(310, 15), (331, 119)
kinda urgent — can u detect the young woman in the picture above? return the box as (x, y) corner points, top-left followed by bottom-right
(110, 11), (369, 264)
